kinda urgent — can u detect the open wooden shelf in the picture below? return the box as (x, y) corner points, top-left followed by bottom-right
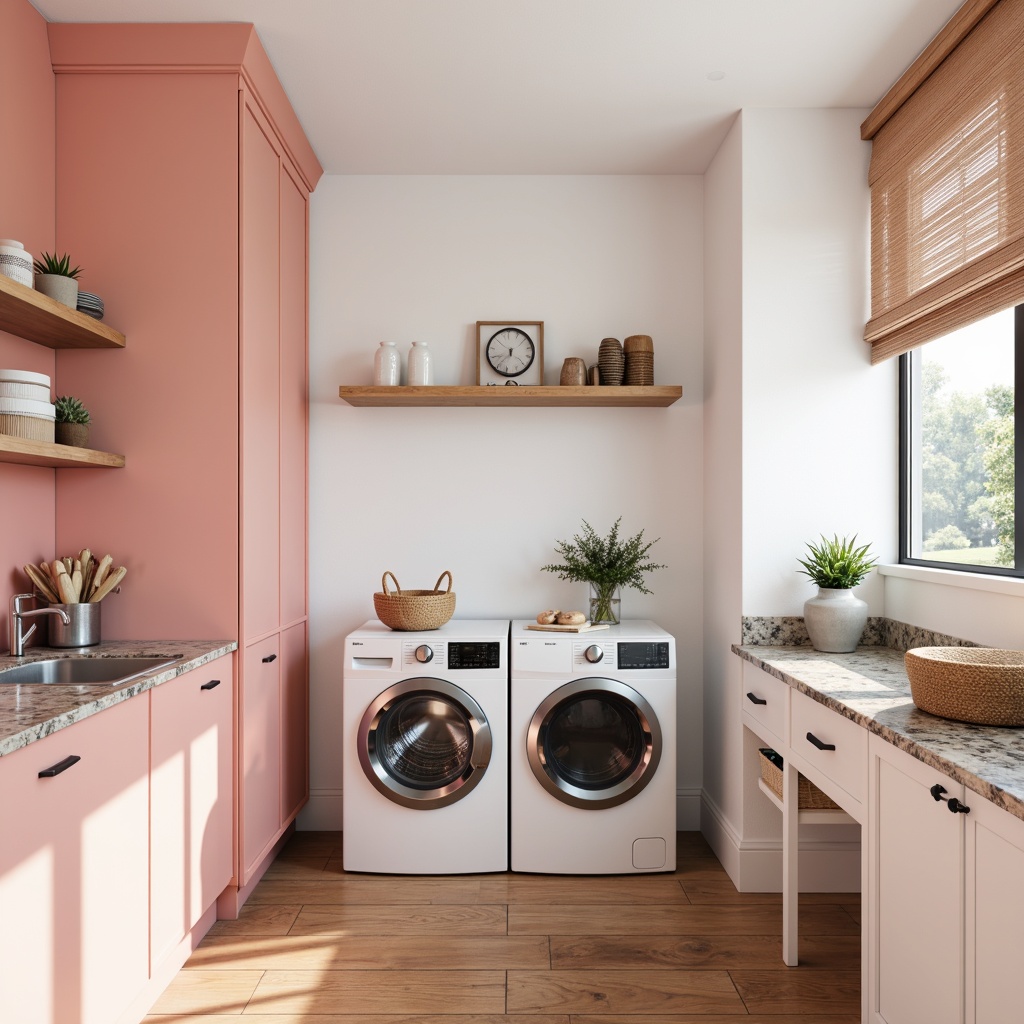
(0, 435), (125, 469)
(0, 273), (125, 349)
(338, 384), (683, 408)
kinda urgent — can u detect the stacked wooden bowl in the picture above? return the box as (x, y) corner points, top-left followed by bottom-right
(624, 335), (654, 385)
(597, 337), (624, 385)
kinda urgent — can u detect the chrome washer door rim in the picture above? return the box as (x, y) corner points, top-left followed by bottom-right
(527, 677), (661, 809)
(358, 677), (493, 809)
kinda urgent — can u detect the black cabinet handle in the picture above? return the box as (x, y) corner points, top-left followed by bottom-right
(948, 797), (971, 814)
(806, 731), (836, 751)
(930, 784), (948, 802)
(200, 678), (222, 691)
(746, 692), (768, 706)
(262, 653), (277, 664)
(38, 754), (81, 778)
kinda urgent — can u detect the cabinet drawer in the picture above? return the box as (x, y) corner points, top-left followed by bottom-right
(741, 661), (789, 745)
(790, 688), (867, 807)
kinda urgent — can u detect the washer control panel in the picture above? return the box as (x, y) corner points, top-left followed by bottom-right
(617, 641), (671, 670)
(447, 641), (502, 670)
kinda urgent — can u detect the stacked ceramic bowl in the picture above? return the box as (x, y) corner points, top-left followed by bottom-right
(0, 369), (55, 442)
(0, 240), (34, 288)
(598, 337), (624, 385)
(76, 291), (104, 320)
(623, 334), (654, 385)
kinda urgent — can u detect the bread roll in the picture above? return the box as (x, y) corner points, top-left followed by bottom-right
(556, 610), (586, 625)
(536, 609), (559, 625)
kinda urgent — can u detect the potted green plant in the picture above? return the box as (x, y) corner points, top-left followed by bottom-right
(542, 517), (665, 623)
(32, 251), (82, 309)
(54, 394), (90, 447)
(797, 534), (877, 652)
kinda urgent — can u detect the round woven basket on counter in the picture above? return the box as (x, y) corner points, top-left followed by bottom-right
(904, 646), (1024, 726)
(373, 570), (456, 631)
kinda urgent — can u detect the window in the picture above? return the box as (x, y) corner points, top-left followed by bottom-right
(900, 305), (1019, 573)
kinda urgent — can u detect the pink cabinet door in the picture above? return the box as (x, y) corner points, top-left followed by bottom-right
(150, 655), (234, 970)
(241, 95), (282, 642)
(0, 695), (149, 1024)
(279, 161), (308, 629)
(280, 620), (309, 823)
(242, 635), (282, 881)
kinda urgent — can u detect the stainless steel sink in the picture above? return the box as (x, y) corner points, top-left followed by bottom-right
(0, 656), (181, 686)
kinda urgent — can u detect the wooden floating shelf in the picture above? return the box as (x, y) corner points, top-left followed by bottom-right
(0, 273), (125, 349)
(338, 385), (682, 408)
(0, 435), (125, 469)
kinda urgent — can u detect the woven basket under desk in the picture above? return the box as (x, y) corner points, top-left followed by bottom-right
(758, 747), (840, 810)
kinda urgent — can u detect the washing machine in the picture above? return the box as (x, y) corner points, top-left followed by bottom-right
(510, 618), (676, 873)
(343, 618), (509, 873)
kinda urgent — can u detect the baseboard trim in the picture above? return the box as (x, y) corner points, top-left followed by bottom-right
(700, 791), (861, 892)
(297, 788), (343, 830)
(676, 787), (702, 830)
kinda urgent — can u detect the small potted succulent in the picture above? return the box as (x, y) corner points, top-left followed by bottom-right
(32, 251), (82, 309)
(54, 394), (91, 447)
(542, 516), (665, 623)
(797, 534), (877, 652)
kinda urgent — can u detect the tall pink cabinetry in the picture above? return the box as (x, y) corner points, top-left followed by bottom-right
(48, 25), (322, 905)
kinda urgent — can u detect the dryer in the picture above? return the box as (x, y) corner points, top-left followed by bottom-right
(510, 619), (676, 873)
(343, 619), (509, 873)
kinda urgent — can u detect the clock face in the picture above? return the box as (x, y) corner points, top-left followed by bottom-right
(486, 327), (535, 378)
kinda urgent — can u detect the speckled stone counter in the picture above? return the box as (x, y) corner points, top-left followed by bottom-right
(0, 639), (237, 757)
(733, 635), (1024, 824)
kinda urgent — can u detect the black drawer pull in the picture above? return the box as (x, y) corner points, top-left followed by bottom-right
(948, 797), (971, 814)
(806, 731), (836, 751)
(262, 653), (278, 664)
(200, 678), (222, 691)
(746, 692), (768, 706)
(930, 784), (948, 802)
(38, 755), (81, 778)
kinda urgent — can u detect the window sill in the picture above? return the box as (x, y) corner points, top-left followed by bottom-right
(879, 562), (1024, 597)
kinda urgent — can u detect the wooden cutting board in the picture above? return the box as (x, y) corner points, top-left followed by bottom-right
(524, 622), (610, 633)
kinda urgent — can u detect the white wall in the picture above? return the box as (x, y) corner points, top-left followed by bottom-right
(703, 108), (896, 888)
(304, 175), (704, 828)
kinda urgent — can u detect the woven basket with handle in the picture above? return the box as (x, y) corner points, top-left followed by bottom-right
(758, 748), (839, 810)
(373, 570), (456, 631)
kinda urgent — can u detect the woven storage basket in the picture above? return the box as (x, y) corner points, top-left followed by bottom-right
(904, 646), (1024, 726)
(373, 570), (456, 631)
(758, 748), (840, 810)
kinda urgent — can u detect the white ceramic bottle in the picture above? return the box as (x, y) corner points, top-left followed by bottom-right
(407, 341), (432, 385)
(373, 341), (400, 386)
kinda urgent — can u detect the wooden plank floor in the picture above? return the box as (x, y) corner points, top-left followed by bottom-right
(146, 831), (860, 1022)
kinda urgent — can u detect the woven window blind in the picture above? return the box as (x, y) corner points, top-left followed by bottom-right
(864, 0), (1024, 363)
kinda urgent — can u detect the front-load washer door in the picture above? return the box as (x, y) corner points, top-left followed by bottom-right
(358, 678), (493, 809)
(527, 677), (662, 809)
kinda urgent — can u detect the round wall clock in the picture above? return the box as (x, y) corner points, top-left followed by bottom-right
(476, 321), (544, 385)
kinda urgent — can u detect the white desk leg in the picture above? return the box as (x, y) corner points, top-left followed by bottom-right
(782, 761), (800, 966)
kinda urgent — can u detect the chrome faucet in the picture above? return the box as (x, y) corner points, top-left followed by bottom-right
(8, 594), (69, 657)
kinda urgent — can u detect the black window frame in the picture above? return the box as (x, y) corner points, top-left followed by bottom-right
(899, 304), (1024, 576)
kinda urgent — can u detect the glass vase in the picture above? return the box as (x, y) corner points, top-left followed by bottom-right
(589, 583), (621, 624)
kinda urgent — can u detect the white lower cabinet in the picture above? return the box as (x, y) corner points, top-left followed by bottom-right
(869, 734), (1024, 1024)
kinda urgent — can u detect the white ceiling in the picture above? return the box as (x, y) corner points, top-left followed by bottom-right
(31, 0), (962, 175)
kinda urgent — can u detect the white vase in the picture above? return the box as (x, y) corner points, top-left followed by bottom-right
(803, 587), (868, 653)
(407, 341), (432, 385)
(35, 274), (78, 309)
(373, 341), (400, 385)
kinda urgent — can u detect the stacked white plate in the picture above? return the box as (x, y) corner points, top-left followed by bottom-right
(76, 291), (104, 320)
(0, 370), (54, 442)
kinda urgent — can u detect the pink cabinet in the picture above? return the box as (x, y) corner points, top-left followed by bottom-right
(0, 696), (149, 1024)
(281, 620), (309, 821)
(150, 655), (234, 971)
(49, 24), (320, 905)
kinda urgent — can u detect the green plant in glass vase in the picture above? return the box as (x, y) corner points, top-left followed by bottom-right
(542, 517), (666, 624)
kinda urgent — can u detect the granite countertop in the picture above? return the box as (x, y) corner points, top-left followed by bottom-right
(0, 639), (237, 757)
(733, 638), (1024, 823)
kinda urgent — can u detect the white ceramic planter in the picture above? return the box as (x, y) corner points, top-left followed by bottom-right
(35, 274), (79, 309)
(803, 587), (868, 653)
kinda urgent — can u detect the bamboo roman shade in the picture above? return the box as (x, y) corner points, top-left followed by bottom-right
(863, 0), (1024, 363)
